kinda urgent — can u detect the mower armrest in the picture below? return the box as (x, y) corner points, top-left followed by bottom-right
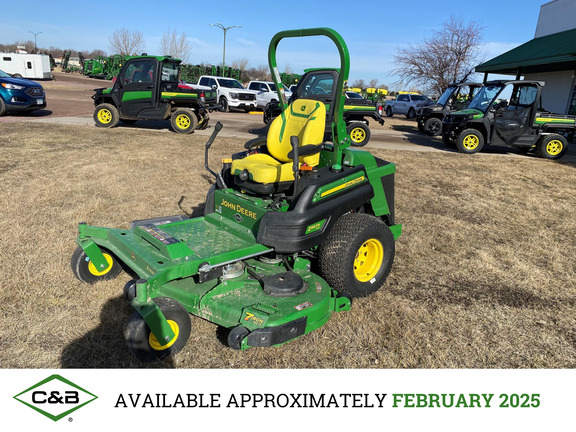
(244, 136), (267, 150)
(287, 144), (324, 160)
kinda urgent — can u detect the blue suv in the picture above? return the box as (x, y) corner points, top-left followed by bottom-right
(0, 69), (46, 116)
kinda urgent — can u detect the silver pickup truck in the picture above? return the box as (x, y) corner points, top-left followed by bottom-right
(385, 93), (431, 119)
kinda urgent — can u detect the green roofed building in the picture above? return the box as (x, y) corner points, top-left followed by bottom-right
(476, 0), (576, 115)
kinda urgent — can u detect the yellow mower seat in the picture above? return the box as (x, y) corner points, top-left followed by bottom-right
(232, 99), (326, 184)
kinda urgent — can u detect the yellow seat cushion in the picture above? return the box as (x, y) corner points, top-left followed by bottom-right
(231, 99), (326, 184)
(232, 153), (298, 184)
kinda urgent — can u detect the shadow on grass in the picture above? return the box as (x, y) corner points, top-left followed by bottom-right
(60, 296), (175, 369)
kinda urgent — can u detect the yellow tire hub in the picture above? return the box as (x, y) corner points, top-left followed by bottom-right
(350, 127), (366, 143)
(175, 114), (190, 130)
(149, 320), (180, 351)
(354, 239), (384, 282)
(97, 109), (112, 124)
(546, 139), (563, 156)
(87, 253), (114, 276)
(462, 134), (479, 150)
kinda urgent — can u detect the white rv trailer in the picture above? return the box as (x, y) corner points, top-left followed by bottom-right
(0, 53), (52, 79)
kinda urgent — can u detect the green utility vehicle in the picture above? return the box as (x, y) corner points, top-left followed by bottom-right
(416, 82), (482, 136)
(92, 55), (218, 133)
(442, 80), (575, 159)
(263, 72), (384, 147)
(72, 28), (401, 362)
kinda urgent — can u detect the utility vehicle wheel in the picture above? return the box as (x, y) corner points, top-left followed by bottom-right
(94, 103), (119, 128)
(537, 134), (568, 159)
(347, 122), (371, 147)
(228, 326), (250, 350)
(406, 107), (416, 119)
(0, 98), (7, 116)
(125, 297), (191, 362)
(457, 128), (484, 154)
(385, 106), (393, 117)
(423, 117), (442, 136)
(219, 97), (228, 112)
(417, 120), (425, 133)
(318, 213), (395, 298)
(170, 109), (198, 134)
(71, 246), (123, 284)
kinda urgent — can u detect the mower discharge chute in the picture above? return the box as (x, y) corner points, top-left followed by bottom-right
(72, 28), (402, 362)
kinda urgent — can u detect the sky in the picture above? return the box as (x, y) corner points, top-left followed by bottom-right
(0, 0), (549, 90)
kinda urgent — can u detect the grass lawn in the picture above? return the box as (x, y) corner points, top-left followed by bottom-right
(1, 122), (575, 368)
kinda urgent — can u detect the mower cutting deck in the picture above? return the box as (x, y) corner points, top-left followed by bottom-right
(72, 28), (401, 362)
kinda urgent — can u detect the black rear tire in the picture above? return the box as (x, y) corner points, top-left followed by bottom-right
(386, 106), (393, 117)
(318, 213), (395, 298)
(347, 122), (371, 147)
(170, 108), (198, 134)
(536, 134), (568, 159)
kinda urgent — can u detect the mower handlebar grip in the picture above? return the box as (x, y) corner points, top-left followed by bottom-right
(205, 121), (223, 149)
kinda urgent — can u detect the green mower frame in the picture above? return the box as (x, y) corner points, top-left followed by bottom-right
(72, 28), (401, 362)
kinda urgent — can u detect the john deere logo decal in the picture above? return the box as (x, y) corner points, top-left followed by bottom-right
(14, 374), (97, 421)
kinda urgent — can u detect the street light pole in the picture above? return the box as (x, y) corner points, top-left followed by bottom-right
(210, 23), (241, 70)
(29, 31), (42, 53)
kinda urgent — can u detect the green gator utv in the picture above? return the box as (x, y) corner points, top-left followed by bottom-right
(442, 80), (575, 159)
(92, 55), (218, 133)
(416, 82), (482, 136)
(72, 28), (401, 362)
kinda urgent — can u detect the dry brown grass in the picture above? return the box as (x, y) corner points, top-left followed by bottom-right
(1, 122), (575, 369)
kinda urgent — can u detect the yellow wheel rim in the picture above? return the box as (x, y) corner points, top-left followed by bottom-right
(175, 114), (190, 130)
(354, 239), (384, 282)
(149, 320), (180, 351)
(546, 139), (563, 156)
(462, 134), (479, 150)
(350, 127), (366, 143)
(87, 253), (114, 276)
(97, 109), (112, 124)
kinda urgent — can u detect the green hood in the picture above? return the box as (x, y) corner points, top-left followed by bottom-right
(451, 108), (484, 119)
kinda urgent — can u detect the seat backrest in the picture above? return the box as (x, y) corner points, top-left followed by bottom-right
(267, 99), (326, 165)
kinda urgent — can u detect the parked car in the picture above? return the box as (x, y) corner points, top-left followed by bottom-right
(385, 93), (431, 119)
(196, 75), (257, 112)
(247, 80), (293, 109)
(0, 69), (46, 116)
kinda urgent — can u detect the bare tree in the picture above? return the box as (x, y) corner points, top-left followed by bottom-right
(368, 79), (379, 88)
(109, 28), (145, 56)
(159, 30), (192, 62)
(392, 17), (484, 95)
(231, 58), (249, 71)
(350, 79), (366, 89)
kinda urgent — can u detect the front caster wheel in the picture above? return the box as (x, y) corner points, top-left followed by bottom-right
(228, 326), (250, 350)
(71, 246), (123, 284)
(124, 297), (191, 362)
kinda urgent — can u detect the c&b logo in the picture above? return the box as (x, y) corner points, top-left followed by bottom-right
(13, 374), (97, 421)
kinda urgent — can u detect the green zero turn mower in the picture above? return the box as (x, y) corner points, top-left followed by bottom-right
(72, 28), (402, 362)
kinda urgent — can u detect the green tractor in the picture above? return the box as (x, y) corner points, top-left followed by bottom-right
(92, 55), (218, 133)
(442, 80), (575, 159)
(72, 28), (401, 362)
